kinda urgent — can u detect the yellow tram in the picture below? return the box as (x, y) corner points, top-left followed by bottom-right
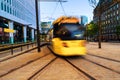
(51, 16), (86, 56)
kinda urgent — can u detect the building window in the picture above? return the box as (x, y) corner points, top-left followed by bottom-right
(7, 0), (9, 3)
(4, 4), (6, 11)
(7, 5), (9, 13)
(13, 9), (14, 15)
(10, 7), (12, 14)
(116, 10), (119, 14)
(117, 16), (119, 20)
(10, 0), (11, 4)
(116, 4), (119, 8)
(1, 2), (4, 10)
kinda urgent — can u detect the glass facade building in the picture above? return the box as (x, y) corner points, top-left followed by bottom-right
(0, 0), (36, 27)
(0, 0), (36, 44)
(80, 16), (88, 26)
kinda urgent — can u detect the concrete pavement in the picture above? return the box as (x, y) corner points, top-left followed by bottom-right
(0, 42), (120, 80)
(87, 42), (120, 61)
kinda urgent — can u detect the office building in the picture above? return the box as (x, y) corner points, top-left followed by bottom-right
(0, 0), (36, 44)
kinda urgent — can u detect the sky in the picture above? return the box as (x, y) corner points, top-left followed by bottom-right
(39, 0), (99, 23)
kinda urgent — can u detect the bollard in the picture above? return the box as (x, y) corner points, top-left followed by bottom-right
(27, 44), (29, 49)
(11, 44), (13, 55)
(21, 45), (23, 51)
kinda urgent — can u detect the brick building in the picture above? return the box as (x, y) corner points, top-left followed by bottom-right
(93, 0), (120, 42)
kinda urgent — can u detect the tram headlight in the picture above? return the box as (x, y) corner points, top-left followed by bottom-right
(62, 42), (68, 47)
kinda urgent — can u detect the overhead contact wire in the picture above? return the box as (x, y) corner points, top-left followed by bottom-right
(50, 2), (59, 18)
(59, 0), (67, 16)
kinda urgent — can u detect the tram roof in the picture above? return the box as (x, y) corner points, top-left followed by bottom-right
(52, 16), (79, 26)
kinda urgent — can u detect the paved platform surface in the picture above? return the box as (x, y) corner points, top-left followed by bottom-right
(0, 42), (120, 80)
(87, 42), (120, 61)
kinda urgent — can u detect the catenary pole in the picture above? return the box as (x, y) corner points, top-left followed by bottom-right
(35, 0), (41, 52)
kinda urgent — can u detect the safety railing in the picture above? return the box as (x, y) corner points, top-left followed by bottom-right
(0, 42), (37, 56)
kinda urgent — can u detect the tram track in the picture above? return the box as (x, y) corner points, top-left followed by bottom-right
(0, 54), (50, 77)
(47, 46), (120, 79)
(82, 56), (120, 74)
(65, 56), (120, 80)
(0, 47), (37, 62)
(47, 46), (96, 80)
(28, 57), (57, 80)
(0, 43), (50, 78)
(0, 44), (119, 80)
(0, 43), (49, 62)
(87, 53), (120, 63)
(64, 58), (96, 80)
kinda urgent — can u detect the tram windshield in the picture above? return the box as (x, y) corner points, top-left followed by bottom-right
(55, 23), (85, 40)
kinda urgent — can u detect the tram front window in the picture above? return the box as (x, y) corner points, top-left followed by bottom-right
(56, 23), (85, 40)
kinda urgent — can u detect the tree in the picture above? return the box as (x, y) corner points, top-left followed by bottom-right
(113, 0), (120, 2)
(88, 0), (97, 8)
(87, 21), (98, 41)
(88, 0), (102, 48)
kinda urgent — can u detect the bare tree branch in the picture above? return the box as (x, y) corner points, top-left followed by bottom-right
(113, 0), (120, 2)
(88, 0), (97, 8)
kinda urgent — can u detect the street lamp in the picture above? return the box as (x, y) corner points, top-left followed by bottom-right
(35, 0), (67, 52)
